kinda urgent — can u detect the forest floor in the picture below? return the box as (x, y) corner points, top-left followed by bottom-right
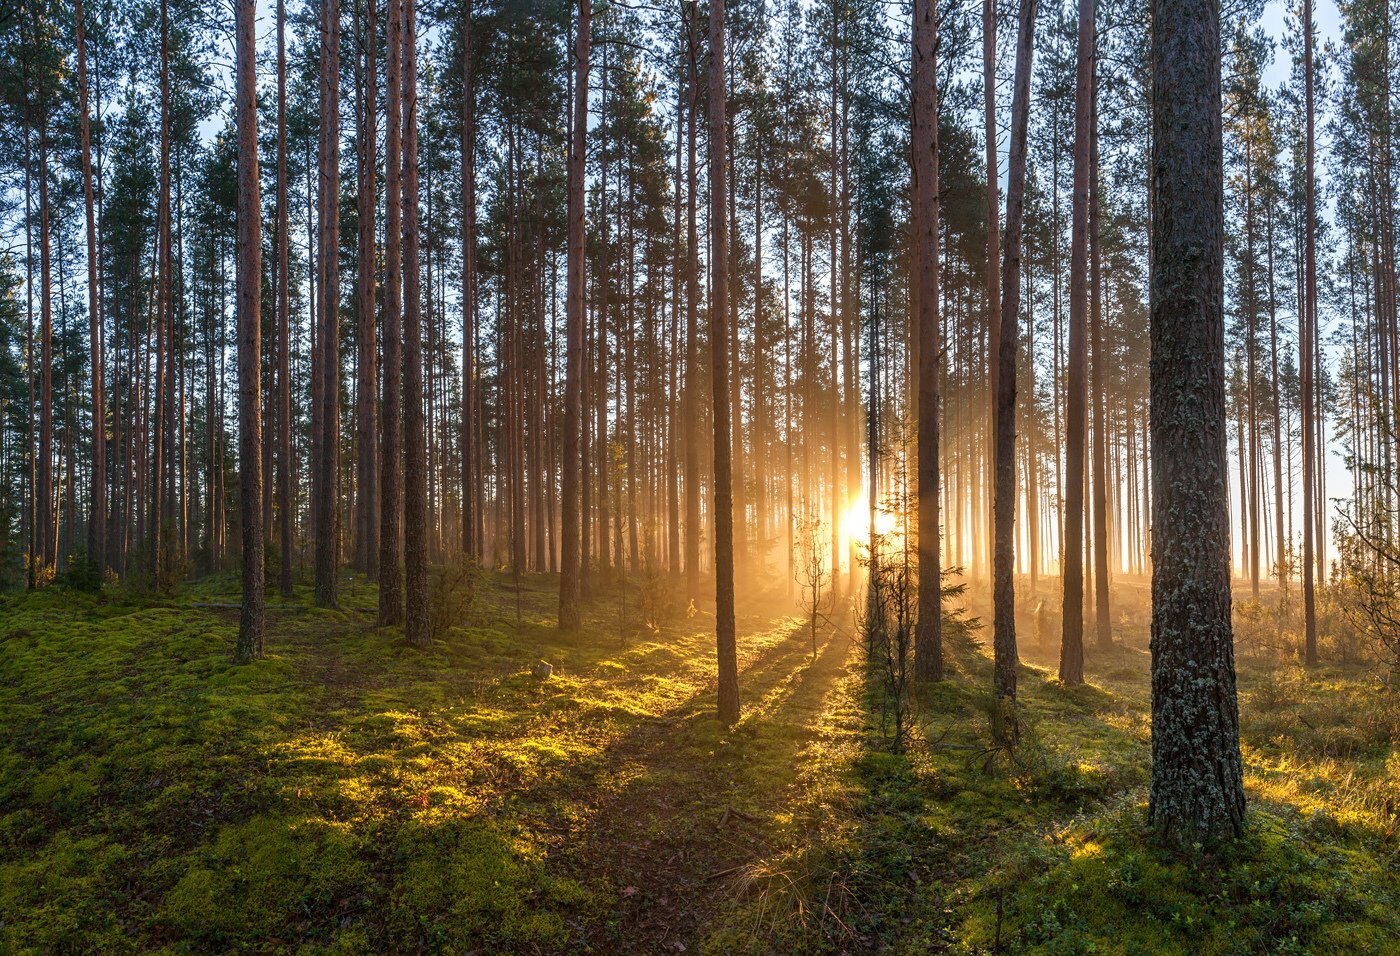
(1, 569), (1397, 954)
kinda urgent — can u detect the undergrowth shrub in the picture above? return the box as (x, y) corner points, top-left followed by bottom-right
(56, 550), (102, 592)
(427, 558), (479, 641)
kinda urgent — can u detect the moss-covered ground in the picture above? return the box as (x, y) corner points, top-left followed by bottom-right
(0, 572), (1395, 953)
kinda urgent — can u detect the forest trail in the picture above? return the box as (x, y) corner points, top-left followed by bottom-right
(559, 600), (860, 951)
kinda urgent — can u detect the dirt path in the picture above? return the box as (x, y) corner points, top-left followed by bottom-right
(561, 609), (859, 952)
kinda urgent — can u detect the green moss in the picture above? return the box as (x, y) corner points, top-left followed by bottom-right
(2, 577), (1396, 952)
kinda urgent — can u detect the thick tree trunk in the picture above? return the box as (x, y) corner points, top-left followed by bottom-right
(234, 0), (265, 662)
(710, 0), (740, 726)
(912, 0), (943, 682)
(994, 0), (1037, 707)
(560, 0), (589, 631)
(1147, 0), (1245, 846)
(380, 0), (405, 626)
(402, 0), (429, 645)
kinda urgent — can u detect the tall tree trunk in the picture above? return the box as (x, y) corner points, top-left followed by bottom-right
(683, 4), (701, 600)
(355, 0), (379, 578)
(994, 0), (1037, 708)
(1090, 67), (1111, 647)
(315, 0), (343, 607)
(379, 0), (405, 626)
(277, 0), (294, 598)
(1059, 0), (1093, 685)
(234, 0), (265, 662)
(560, 0), (590, 631)
(710, 0), (739, 725)
(402, 0), (429, 645)
(1301, 0), (1318, 667)
(1148, 0), (1245, 845)
(461, 0), (477, 561)
(912, 0), (943, 682)
(984, 0), (1001, 584)
(76, 0), (105, 572)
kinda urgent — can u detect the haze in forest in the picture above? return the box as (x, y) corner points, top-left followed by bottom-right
(0, 0), (1397, 949)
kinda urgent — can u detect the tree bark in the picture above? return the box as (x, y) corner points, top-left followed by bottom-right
(560, 0), (590, 631)
(1301, 0), (1319, 667)
(355, 0), (379, 579)
(1059, 0), (1093, 685)
(994, 0), (1037, 706)
(234, 0), (265, 662)
(711, 0), (740, 725)
(76, 0), (105, 572)
(379, 0), (405, 626)
(315, 0), (343, 607)
(402, 0), (429, 645)
(461, 0), (477, 561)
(913, 0), (943, 682)
(277, 0), (294, 598)
(1147, 0), (1246, 846)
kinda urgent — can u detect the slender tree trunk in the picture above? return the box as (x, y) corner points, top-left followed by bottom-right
(560, 0), (590, 630)
(402, 0), (429, 645)
(710, 0), (739, 725)
(684, 5), (701, 600)
(1301, 0), (1318, 667)
(1090, 67), (1111, 647)
(994, 0), (1037, 708)
(380, 0), (405, 626)
(461, 0), (477, 561)
(277, 0), (294, 598)
(984, 0), (1001, 584)
(913, 0), (943, 682)
(1147, 0), (1245, 845)
(234, 0), (265, 661)
(315, 0), (343, 607)
(356, 0), (379, 578)
(1059, 0), (1093, 685)
(76, 0), (105, 571)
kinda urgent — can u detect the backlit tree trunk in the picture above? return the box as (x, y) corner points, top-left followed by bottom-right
(234, 0), (265, 662)
(560, 0), (589, 631)
(711, 0), (740, 725)
(994, 0), (1037, 706)
(1147, 0), (1246, 846)
(402, 0), (429, 645)
(913, 0), (943, 682)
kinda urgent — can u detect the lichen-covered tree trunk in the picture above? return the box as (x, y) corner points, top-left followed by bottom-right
(402, 0), (429, 646)
(912, 0), (943, 683)
(559, 0), (589, 631)
(994, 0), (1037, 706)
(234, 0), (265, 662)
(1148, 0), (1246, 846)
